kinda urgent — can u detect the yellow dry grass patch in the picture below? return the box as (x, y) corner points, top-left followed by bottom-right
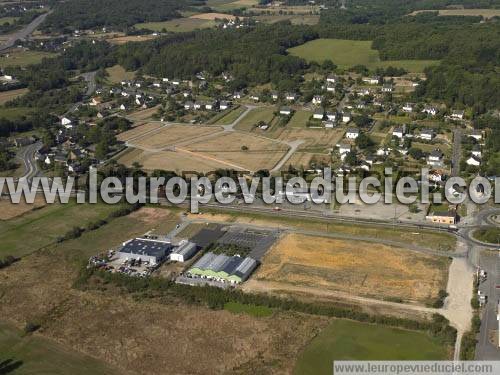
(117, 122), (164, 142)
(190, 12), (237, 20)
(116, 148), (231, 172)
(280, 152), (330, 170)
(254, 233), (449, 305)
(185, 131), (289, 171)
(126, 105), (161, 122)
(107, 35), (158, 45)
(132, 124), (222, 150)
(0, 195), (46, 220)
(275, 128), (344, 151)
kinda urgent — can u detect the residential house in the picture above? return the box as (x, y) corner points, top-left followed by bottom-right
(326, 83), (335, 93)
(419, 129), (435, 141)
(233, 91), (243, 99)
(324, 121), (335, 128)
(422, 106), (438, 116)
(326, 111), (336, 121)
(219, 101), (230, 111)
(471, 145), (482, 158)
(470, 130), (483, 141)
(345, 127), (359, 139)
(362, 76), (380, 85)
(326, 74), (337, 84)
(451, 110), (465, 120)
(193, 102), (203, 110)
(338, 143), (351, 155)
(466, 155), (481, 166)
(279, 107), (292, 116)
(392, 124), (407, 139)
(205, 101), (217, 111)
(427, 149), (444, 167)
(402, 103), (414, 113)
(271, 91), (279, 101)
(184, 101), (194, 110)
(313, 109), (324, 120)
(381, 84), (393, 93)
(341, 112), (351, 123)
(312, 95), (323, 105)
(285, 92), (297, 101)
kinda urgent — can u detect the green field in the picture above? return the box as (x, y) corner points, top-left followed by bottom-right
(0, 106), (32, 120)
(235, 106), (275, 131)
(135, 18), (215, 33)
(0, 201), (125, 258)
(213, 105), (246, 125)
(472, 227), (500, 245)
(288, 39), (440, 73)
(0, 50), (56, 68)
(224, 302), (273, 317)
(0, 322), (116, 375)
(294, 320), (449, 375)
(0, 16), (19, 25)
(288, 110), (312, 128)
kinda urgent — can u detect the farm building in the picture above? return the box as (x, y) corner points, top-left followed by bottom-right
(116, 238), (172, 265)
(170, 240), (198, 262)
(187, 252), (258, 284)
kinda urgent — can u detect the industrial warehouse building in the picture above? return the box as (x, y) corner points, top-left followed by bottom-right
(116, 238), (172, 265)
(187, 252), (258, 284)
(170, 240), (198, 262)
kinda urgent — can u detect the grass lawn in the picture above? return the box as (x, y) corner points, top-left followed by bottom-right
(105, 64), (136, 84)
(0, 201), (126, 258)
(0, 106), (32, 120)
(224, 302), (273, 317)
(294, 320), (449, 375)
(235, 106), (276, 131)
(288, 39), (440, 73)
(213, 105), (246, 125)
(0, 322), (116, 375)
(0, 50), (56, 68)
(288, 110), (312, 128)
(472, 228), (500, 245)
(135, 18), (215, 33)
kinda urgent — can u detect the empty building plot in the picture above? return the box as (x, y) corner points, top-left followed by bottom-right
(117, 122), (164, 142)
(187, 252), (258, 284)
(184, 132), (289, 171)
(131, 124), (222, 150)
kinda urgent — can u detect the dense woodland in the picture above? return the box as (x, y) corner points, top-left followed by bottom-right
(41, 0), (205, 33)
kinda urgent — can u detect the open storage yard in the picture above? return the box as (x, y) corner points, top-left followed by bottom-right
(249, 233), (450, 305)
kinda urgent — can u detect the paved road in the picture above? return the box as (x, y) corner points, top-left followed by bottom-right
(16, 142), (42, 181)
(270, 139), (305, 172)
(0, 12), (51, 52)
(451, 127), (462, 177)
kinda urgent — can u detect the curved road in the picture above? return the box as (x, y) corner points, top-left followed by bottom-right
(0, 12), (51, 52)
(16, 142), (42, 181)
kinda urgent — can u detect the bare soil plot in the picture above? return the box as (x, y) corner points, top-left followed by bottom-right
(132, 124), (222, 150)
(0, 194), (46, 220)
(251, 233), (450, 305)
(117, 122), (164, 142)
(185, 131), (289, 171)
(0, 88), (28, 104)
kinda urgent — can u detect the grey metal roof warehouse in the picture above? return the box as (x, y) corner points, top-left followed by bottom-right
(118, 238), (172, 258)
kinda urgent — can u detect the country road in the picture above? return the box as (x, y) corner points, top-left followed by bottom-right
(16, 142), (42, 181)
(0, 12), (51, 52)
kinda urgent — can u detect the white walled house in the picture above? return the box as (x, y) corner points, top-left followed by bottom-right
(466, 156), (481, 166)
(342, 113), (351, 123)
(345, 128), (359, 139)
(313, 109), (324, 120)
